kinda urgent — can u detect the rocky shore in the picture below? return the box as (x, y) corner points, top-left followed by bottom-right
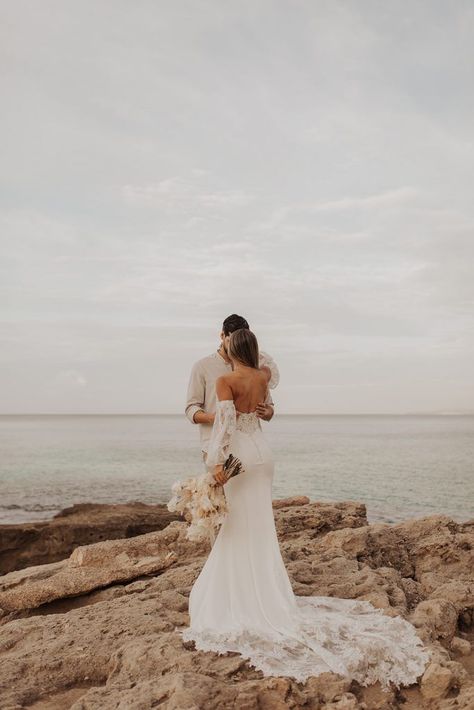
(0, 502), (180, 575)
(0, 498), (473, 709)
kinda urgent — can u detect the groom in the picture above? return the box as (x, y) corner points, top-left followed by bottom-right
(185, 313), (279, 469)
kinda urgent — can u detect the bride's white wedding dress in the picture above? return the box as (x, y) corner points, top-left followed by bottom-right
(176, 398), (431, 689)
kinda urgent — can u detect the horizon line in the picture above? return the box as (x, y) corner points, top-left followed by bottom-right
(1, 411), (473, 417)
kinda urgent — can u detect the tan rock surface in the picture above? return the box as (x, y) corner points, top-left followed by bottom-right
(0, 539), (177, 612)
(0, 502), (181, 574)
(0, 499), (472, 709)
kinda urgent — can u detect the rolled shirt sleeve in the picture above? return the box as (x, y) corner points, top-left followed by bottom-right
(259, 350), (280, 389)
(185, 362), (205, 424)
(259, 350), (278, 407)
(264, 389), (274, 407)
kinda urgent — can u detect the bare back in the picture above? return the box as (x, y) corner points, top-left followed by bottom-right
(219, 369), (269, 413)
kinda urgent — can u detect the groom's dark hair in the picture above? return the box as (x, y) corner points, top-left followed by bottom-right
(222, 314), (249, 336)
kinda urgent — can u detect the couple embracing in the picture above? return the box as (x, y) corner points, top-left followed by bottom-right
(185, 313), (279, 475)
(178, 313), (431, 687)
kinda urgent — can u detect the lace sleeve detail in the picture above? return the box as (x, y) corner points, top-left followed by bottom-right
(259, 350), (280, 389)
(206, 399), (237, 466)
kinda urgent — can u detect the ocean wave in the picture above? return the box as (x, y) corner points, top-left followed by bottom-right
(0, 503), (61, 512)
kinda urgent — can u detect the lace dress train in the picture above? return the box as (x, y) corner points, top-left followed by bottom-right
(176, 400), (431, 689)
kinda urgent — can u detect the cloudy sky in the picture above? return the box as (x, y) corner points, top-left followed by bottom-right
(1, 1), (473, 414)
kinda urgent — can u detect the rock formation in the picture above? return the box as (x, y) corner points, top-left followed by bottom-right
(0, 502), (180, 574)
(0, 498), (473, 709)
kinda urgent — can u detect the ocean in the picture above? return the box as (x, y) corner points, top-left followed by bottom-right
(0, 414), (473, 526)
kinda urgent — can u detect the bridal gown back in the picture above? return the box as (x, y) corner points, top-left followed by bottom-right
(177, 398), (431, 689)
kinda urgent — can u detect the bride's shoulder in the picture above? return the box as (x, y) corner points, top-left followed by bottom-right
(216, 374), (234, 400)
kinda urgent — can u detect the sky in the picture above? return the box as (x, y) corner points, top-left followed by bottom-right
(1, 0), (473, 414)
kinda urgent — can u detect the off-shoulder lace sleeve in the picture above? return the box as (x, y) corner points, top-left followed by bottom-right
(206, 399), (237, 466)
(259, 350), (280, 389)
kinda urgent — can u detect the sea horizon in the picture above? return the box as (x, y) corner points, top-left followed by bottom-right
(1, 413), (473, 527)
(2, 412), (474, 417)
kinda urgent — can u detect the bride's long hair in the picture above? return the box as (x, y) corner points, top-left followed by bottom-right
(228, 328), (259, 369)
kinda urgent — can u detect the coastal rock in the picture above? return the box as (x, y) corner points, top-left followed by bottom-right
(451, 635), (472, 655)
(271, 494), (310, 508)
(0, 500), (472, 709)
(0, 502), (181, 574)
(443, 683), (474, 709)
(275, 500), (367, 541)
(420, 662), (453, 699)
(411, 598), (459, 645)
(0, 532), (179, 612)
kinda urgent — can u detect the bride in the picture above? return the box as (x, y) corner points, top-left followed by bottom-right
(177, 328), (431, 688)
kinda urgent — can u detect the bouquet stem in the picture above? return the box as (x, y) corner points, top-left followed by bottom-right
(223, 453), (244, 479)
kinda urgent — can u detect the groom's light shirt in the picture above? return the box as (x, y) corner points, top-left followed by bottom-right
(185, 349), (278, 454)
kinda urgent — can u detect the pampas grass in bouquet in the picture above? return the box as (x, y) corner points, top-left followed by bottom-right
(166, 453), (244, 544)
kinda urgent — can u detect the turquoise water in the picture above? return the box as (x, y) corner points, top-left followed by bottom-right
(0, 415), (473, 525)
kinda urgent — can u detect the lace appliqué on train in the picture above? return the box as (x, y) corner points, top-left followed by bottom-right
(178, 595), (431, 689)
